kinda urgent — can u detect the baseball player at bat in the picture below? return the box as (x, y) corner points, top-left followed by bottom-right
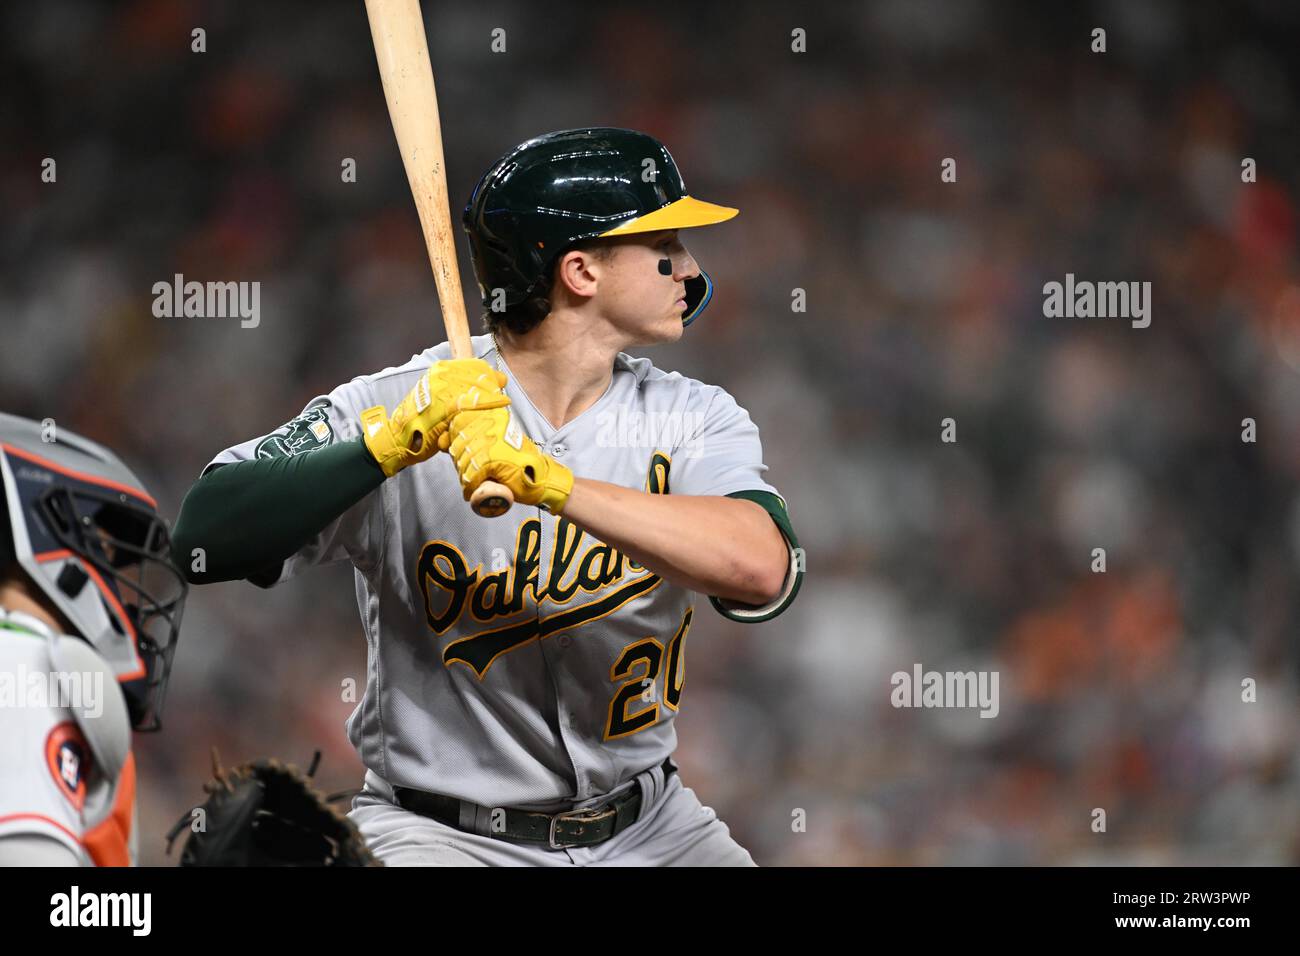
(173, 128), (804, 866)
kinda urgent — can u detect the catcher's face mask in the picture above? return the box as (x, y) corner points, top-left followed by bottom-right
(1, 441), (188, 732)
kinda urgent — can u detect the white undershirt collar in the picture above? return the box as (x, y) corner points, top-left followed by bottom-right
(0, 606), (59, 640)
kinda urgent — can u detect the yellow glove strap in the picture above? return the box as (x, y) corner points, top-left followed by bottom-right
(360, 361), (510, 480)
(534, 457), (575, 515)
(361, 405), (406, 478)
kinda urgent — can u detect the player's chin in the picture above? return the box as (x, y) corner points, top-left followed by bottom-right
(629, 313), (685, 347)
(659, 309), (688, 341)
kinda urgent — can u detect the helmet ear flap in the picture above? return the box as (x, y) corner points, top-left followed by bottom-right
(681, 271), (714, 327)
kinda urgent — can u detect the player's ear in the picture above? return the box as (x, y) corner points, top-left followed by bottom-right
(553, 246), (605, 302)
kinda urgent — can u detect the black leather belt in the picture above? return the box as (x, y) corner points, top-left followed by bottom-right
(393, 758), (677, 850)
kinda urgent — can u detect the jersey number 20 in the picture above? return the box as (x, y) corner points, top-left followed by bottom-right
(604, 608), (692, 739)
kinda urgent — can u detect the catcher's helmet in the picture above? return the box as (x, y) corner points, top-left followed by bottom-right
(462, 127), (738, 327)
(0, 413), (187, 731)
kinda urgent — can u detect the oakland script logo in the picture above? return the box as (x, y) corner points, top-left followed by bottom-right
(416, 516), (661, 678)
(418, 454), (674, 678)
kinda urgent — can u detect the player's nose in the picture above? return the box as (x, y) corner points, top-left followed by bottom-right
(673, 247), (700, 281)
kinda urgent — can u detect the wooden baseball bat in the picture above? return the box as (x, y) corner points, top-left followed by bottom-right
(365, 0), (513, 518)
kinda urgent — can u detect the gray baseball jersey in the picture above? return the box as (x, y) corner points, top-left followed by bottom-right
(206, 333), (801, 809)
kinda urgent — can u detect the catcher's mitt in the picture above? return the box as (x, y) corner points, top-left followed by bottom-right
(167, 750), (379, 867)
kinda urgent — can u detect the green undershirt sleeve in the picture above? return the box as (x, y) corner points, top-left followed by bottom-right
(171, 439), (385, 587)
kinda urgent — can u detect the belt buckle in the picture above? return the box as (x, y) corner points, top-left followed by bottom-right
(547, 805), (615, 850)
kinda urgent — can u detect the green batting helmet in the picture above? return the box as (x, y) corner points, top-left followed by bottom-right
(462, 127), (737, 327)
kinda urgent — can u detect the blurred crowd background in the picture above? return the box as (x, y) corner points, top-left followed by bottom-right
(3, 0), (1300, 865)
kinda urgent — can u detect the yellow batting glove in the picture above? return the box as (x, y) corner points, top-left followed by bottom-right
(447, 407), (575, 514)
(361, 359), (510, 478)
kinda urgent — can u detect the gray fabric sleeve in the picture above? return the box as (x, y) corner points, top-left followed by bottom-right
(0, 834), (86, 866)
(668, 385), (781, 499)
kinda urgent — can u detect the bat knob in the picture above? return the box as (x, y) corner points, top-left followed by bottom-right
(470, 480), (514, 518)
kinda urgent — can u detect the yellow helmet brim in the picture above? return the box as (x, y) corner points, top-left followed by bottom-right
(597, 195), (739, 237)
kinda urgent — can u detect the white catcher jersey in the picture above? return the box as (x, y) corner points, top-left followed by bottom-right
(206, 334), (801, 808)
(0, 610), (139, 865)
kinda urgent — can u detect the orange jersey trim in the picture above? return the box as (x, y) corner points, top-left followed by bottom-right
(83, 752), (135, 868)
(0, 754), (136, 867)
(0, 812), (85, 851)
